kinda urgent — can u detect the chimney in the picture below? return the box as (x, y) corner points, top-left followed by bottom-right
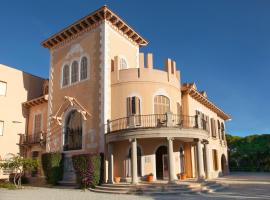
(146, 53), (153, 69)
(139, 53), (144, 68)
(165, 58), (172, 81)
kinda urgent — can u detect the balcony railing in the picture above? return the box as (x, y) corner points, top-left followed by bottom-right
(19, 131), (46, 145)
(106, 113), (208, 134)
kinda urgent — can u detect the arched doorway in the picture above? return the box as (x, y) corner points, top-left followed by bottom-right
(155, 145), (168, 179)
(63, 110), (83, 151)
(179, 146), (185, 173)
(221, 154), (227, 175)
(127, 147), (142, 177)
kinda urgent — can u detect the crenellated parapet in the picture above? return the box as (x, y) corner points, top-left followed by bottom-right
(111, 52), (181, 88)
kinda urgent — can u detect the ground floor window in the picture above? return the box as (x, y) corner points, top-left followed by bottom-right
(212, 149), (219, 171)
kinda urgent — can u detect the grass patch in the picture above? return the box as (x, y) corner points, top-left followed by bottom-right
(0, 182), (17, 190)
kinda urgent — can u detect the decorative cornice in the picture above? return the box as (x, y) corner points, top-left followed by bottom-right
(23, 95), (48, 108)
(41, 5), (148, 49)
(182, 83), (231, 121)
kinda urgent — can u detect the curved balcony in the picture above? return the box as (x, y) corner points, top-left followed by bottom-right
(105, 113), (210, 143)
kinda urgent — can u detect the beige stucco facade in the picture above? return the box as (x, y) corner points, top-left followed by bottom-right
(1, 6), (231, 184)
(0, 64), (44, 178)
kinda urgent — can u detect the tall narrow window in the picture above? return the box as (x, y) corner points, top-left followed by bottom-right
(154, 95), (170, 114)
(212, 149), (219, 171)
(211, 118), (217, 138)
(0, 81), (7, 96)
(80, 57), (88, 80)
(34, 114), (42, 141)
(120, 58), (128, 70)
(127, 97), (140, 116)
(71, 61), (79, 83)
(0, 121), (4, 136)
(62, 65), (70, 87)
(221, 122), (225, 140)
(217, 120), (221, 139)
(127, 97), (141, 126)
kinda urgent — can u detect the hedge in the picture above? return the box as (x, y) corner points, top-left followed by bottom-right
(72, 154), (101, 188)
(41, 152), (63, 185)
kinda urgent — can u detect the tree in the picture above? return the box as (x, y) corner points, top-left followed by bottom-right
(0, 156), (38, 188)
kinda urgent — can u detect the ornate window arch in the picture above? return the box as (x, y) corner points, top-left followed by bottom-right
(80, 56), (88, 80)
(62, 64), (70, 87)
(71, 60), (79, 83)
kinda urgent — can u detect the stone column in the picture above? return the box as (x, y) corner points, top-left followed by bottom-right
(196, 139), (204, 180)
(131, 138), (138, 184)
(204, 141), (211, 179)
(108, 143), (114, 184)
(167, 137), (176, 183)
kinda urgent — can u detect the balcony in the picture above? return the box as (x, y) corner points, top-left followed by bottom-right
(19, 131), (46, 146)
(106, 113), (208, 134)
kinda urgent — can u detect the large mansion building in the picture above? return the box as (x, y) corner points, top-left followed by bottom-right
(0, 6), (230, 183)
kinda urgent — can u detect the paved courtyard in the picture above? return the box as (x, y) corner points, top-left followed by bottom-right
(1, 172), (270, 200)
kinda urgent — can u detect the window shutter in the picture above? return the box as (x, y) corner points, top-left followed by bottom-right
(135, 97), (140, 115)
(126, 97), (131, 117)
(0, 121), (4, 136)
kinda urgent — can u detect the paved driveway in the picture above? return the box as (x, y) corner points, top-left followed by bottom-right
(1, 172), (270, 200)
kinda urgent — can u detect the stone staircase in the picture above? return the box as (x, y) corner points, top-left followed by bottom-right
(89, 181), (227, 195)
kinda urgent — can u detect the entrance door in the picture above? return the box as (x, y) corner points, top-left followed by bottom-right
(155, 145), (168, 179)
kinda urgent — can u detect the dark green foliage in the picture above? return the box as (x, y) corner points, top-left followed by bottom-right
(72, 154), (101, 188)
(227, 134), (270, 172)
(41, 152), (63, 185)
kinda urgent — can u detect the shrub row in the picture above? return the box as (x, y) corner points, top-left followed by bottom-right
(72, 154), (101, 188)
(41, 152), (63, 185)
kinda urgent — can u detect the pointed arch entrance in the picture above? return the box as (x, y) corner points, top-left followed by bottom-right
(155, 145), (168, 179)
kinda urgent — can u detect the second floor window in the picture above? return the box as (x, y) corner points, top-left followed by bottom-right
(71, 61), (79, 83)
(221, 122), (225, 140)
(34, 114), (42, 134)
(127, 96), (140, 116)
(154, 95), (170, 114)
(211, 118), (217, 138)
(80, 57), (88, 80)
(120, 57), (128, 70)
(0, 121), (4, 136)
(62, 65), (70, 87)
(0, 81), (7, 96)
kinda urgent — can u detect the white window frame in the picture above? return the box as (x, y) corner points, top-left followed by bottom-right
(71, 60), (79, 84)
(119, 56), (128, 70)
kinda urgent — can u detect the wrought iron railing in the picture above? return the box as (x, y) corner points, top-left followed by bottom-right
(106, 113), (208, 134)
(19, 131), (46, 145)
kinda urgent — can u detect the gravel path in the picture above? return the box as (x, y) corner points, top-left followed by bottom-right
(1, 172), (270, 200)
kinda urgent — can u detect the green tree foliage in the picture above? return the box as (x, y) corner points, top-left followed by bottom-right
(227, 134), (270, 171)
(0, 156), (38, 188)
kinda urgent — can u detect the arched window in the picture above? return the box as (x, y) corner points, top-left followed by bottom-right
(119, 57), (128, 70)
(62, 65), (70, 87)
(71, 61), (79, 83)
(154, 95), (170, 114)
(80, 57), (88, 80)
(64, 110), (82, 151)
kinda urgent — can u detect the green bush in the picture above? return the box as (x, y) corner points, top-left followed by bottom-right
(41, 152), (63, 185)
(72, 154), (101, 188)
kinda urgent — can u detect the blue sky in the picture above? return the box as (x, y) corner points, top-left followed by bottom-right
(0, 0), (269, 136)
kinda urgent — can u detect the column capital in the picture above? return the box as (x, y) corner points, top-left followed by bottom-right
(129, 138), (137, 143)
(202, 139), (209, 145)
(167, 137), (174, 141)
